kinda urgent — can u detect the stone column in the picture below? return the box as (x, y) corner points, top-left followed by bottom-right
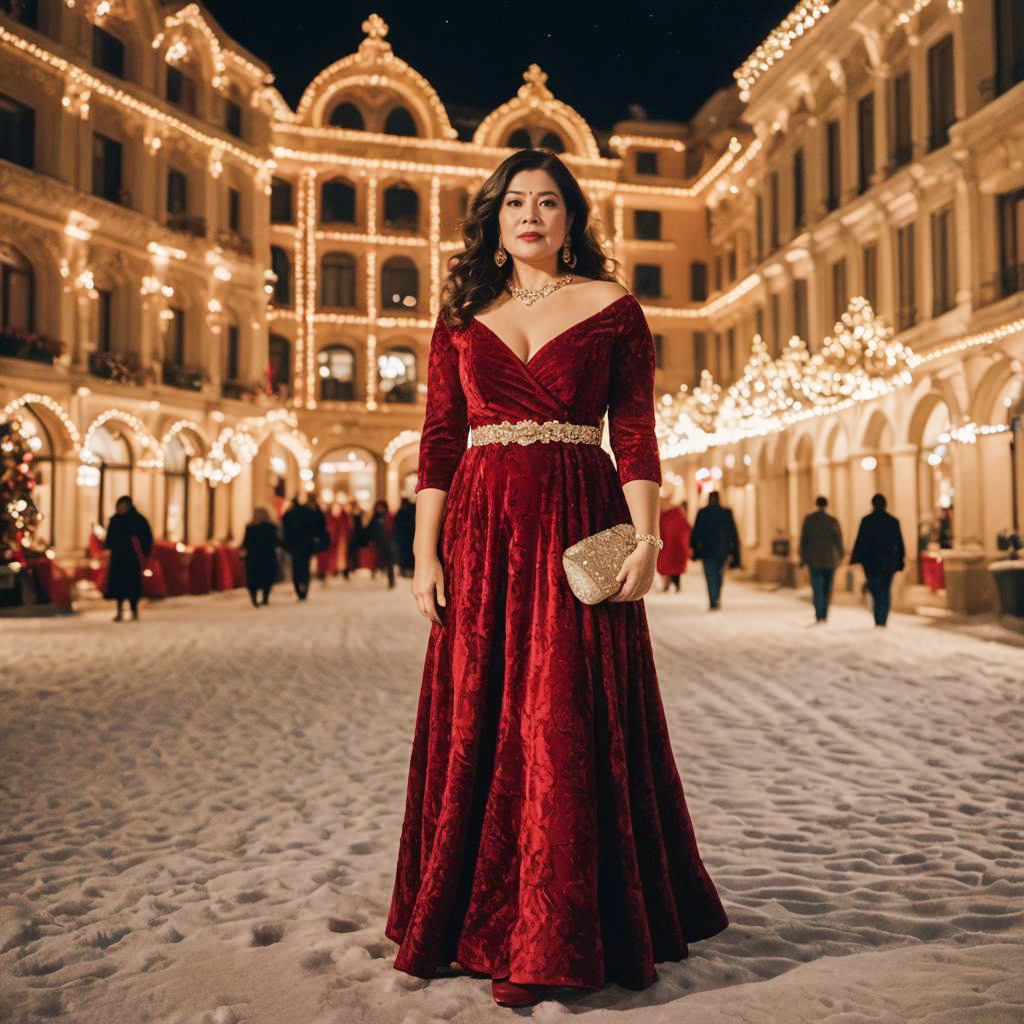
(872, 62), (891, 185)
(890, 442), (919, 586)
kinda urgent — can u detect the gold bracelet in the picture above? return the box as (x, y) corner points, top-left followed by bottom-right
(635, 532), (663, 551)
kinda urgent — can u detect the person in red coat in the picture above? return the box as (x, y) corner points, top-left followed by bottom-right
(315, 501), (347, 581)
(657, 499), (691, 591)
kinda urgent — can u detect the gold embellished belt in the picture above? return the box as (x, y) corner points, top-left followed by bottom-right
(470, 418), (604, 447)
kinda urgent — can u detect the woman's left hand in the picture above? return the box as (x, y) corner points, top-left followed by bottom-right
(608, 542), (658, 602)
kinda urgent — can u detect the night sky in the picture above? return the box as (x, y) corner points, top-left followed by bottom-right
(205, 0), (796, 131)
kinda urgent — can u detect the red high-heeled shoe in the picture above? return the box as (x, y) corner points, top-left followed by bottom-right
(491, 978), (544, 1007)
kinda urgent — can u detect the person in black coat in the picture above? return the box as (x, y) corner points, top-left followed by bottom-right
(343, 500), (366, 580)
(103, 495), (153, 622)
(240, 507), (279, 607)
(366, 499), (396, 589)
(690, 491), (741, 610)
(392, 497), (416, 578)
(282, 494), (328, 601)
(850, 493), (906, 627)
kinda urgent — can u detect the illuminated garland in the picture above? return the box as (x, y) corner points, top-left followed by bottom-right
(81, 409), (162, 469)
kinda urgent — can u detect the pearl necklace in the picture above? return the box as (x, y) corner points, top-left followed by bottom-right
(506, 273), (574, 306)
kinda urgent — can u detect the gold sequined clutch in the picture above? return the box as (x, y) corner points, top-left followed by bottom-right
(562, 523), (637, 605)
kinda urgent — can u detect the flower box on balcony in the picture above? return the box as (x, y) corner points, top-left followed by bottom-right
(88, 350), (143, 385)
(0, 327), (64, 364)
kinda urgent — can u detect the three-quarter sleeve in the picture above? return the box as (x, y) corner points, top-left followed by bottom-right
(415, 312), (469, 493)
(607, 296), (662, 486)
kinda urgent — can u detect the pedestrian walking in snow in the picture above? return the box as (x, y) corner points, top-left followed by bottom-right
(690, 491), (741, 610)
(799, 495), (845, 622)
(102, 495), (152, 622)
(240, 507), (279, 607)
(282, 494), (328, 601)
(850, 493), (906, 627)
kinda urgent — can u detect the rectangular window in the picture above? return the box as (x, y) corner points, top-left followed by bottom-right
(831, 258), (847, 326)
(755, 305), (765, 340)
(793, 147), (805, 232)
(727, 247), (737, 283)
(166, 65), (196, 114)
(635, 150), (658, 175)
(3, 0), (38, 27)
(897, 222), (917, 330)
(770, 291), (782, 357)
(769, 170), (780, 250)
(692, 331), (707, 387)
(931, 205), (956, 315)
(652, 332), (664, 369)
(995, 0), (1024, 96)
(890, 70), (912, 170)
(997, 188), (1024, 299)
(825, 119), (841, 212)
(96, 288), (113, 353)
(714, 255), (722, 292)
(225, 99), (243, 139)
(167, 168), (187, 215)
(270, 177), (293, 224)
(91, 132), (123, 204)
(226, 323), (240, 381)
(634, 209), (661, 240)
(167, 306), (185, 366)
(862, 242), (878, 310)
(793, 278), (809, 343)
(857, 91), (875, 194)
(633, 264), (662, 298)
(927, 34), (955, 151)
(228, 187), (241, 233)
(725, 326), (736, 382)
(0, 92), (34, 168)
(690, 261), (708, 302)
(91, 25), (125, 78)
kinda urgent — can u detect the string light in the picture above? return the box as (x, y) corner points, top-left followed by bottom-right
(81, 410), (163, 469)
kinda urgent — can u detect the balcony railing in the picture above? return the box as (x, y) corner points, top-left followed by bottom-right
(0, 326), (64, 364)
(216, 229), (253, 257)
(88, 350), (144, 384)
(221, 379), (262, 401)
(166, 213), (207, 238)
(162, 362), (205, 391)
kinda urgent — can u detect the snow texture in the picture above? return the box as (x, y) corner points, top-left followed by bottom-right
(1, 576), (1022, 1023)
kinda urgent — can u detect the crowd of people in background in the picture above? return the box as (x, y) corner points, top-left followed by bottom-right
(101, 487), (907, 627)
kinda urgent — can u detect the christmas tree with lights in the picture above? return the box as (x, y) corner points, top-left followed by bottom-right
(0, 416), (41, 568)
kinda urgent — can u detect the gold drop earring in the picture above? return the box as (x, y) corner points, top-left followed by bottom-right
(494, 237), (508, 267)
(561, 234), (576, 269)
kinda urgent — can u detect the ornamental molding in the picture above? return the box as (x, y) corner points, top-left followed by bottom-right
(295, 13), (456, 140)
(472, 64), (601, 161)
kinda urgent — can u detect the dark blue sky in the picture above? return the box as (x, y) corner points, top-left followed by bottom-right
(206, 1), (795, 130)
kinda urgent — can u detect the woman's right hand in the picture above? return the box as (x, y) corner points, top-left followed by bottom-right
(412, 554), (446, 625)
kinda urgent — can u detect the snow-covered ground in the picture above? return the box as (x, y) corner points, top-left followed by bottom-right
(1, 575), (1022, 1024)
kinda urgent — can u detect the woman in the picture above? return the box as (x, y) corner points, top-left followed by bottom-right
(658, 498), (691, 591)
(386, 149), (728, 1007)
(342, 499), (366, 580)
(102, 495), (153, 622)
(240, 507), (279, 607)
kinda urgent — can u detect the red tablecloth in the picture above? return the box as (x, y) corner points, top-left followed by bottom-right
(920, 551), (946, 591)
(151, 540), (190, 596)
(211, 545), (234, 590)
(25, 555), (72, 606)
(224, 546), (246, 588)
(357, 546), (379, 571)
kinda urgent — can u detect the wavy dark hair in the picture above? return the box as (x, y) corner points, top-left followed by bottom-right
(440, 149), (620, 329)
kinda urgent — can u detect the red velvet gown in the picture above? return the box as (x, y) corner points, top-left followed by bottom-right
(386, 293), (728, 990)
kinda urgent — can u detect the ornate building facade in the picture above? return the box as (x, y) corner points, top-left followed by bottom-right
(1, 1), (1021, 613)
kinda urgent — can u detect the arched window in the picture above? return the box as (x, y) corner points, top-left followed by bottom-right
(378, 346), (417, 404)
(381, 257), (419, 311)
(384, 105), (417, 136)
(270, 246), (291, 305)
(382, 183), (419, 232)
(318, 344), (356, 401)
(538, 130), (565, 153)
(17, 405), (56, 544)
(321, 253), (356, 308)
(91, 424), (133, 526)
(0, 243), (35, 330)
(268, 335), (291, 398)
(322, 177), (356, 224)
(329, 101), (365, 130)
(163, 435), (192, 543)
(506, 128), (531, 149)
